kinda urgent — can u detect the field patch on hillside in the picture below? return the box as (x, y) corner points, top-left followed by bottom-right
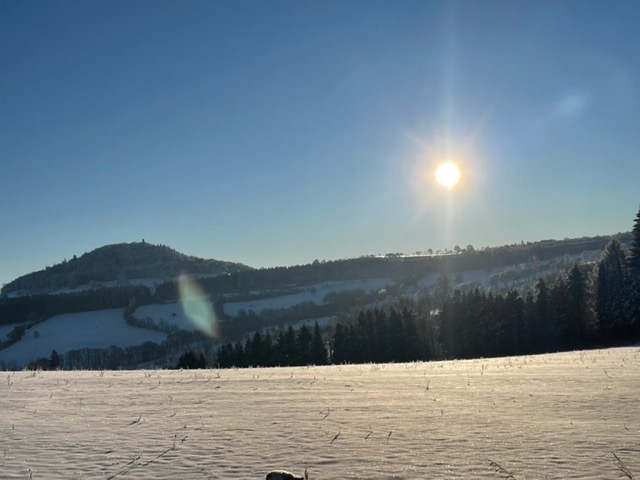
(0, 309), (166, 368)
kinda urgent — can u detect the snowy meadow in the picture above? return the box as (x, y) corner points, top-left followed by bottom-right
(2, 347), (639, 479)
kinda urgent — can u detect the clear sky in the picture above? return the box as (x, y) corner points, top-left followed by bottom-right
(1, 0), (639, 287)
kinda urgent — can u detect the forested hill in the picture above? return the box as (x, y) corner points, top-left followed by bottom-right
(2, 242), (252, 296)
(151, 232), (630, 299)
(3, 234), (632, 299)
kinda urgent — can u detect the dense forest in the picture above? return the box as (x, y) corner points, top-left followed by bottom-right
(214, 207), (640, 368)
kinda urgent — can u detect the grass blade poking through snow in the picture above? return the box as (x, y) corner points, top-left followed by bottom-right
(487, 459), (517, 480)
(614, 452), (637, 480)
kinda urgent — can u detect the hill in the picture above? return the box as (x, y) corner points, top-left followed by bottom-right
(0, 231), (634, 369)
(1, 242), (252, 296)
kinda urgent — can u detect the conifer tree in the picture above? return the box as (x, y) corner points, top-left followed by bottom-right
(401, 306), (422, 360)
(232, 341), (246, 367)
(522, 291), (537, 354)
(628, 205), (640, 277)
(310, 322), (328, 365)
(627, 205), (640, 337)
(49, 349), (62, 370)
(295, 325), (312, 365)
(282, 326), (297, 366)
(565, 264), (587, 347)
(331, 323), (348, 364)
(505, 289), (525, 355)
(532, 278), (551, 353)
(596, 238), (628, 342)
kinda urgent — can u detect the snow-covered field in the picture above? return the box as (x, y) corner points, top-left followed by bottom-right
(2, 347), (638, 479)
(0, 309), (166, 368)
(223, 278), (395, 316)
(134, 303), (200, 332)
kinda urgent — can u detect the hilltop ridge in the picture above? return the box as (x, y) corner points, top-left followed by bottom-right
(2, 242), (252, 296)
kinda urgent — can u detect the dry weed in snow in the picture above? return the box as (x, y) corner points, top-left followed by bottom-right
(1, 347), (639, 479)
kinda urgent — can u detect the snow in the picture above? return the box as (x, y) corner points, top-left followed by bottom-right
(224, 278), (395, 316)
(0, 309), (166, 368)
(134, 303), (200, 332)
(2, 347), (639, 479)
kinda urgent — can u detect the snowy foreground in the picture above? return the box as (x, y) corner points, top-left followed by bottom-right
(2, 348), (639, 479)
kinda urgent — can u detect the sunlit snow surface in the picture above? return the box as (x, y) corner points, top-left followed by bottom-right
(2, 348), (639, 479)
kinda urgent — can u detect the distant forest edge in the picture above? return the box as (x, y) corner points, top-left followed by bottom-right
(0, 231), (632, 327)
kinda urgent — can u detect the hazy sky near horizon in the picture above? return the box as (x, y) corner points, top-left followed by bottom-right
(2, 0), (640, 287)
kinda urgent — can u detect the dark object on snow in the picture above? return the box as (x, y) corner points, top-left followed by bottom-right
(266, 470), (306, 480)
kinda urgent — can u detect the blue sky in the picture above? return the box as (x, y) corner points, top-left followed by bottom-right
(1, 0), (639, 287)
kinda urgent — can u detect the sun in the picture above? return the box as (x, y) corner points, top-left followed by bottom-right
(435, 161), (461, 189)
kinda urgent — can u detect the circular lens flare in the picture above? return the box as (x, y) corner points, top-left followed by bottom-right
(435, 161), (461, 189)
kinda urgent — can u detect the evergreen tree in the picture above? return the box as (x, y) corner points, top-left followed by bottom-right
(262, 333), (275, 367)
(346, 323), (362, 363)
(358, 310), (376, 362)
(438, 290), (462, 358)
(331, 323), (348, 364)
(504, 289), (525, 355)
(216, 343), (234, 368)
(401, 306), (422, 360)
(372, 308), (390, 362)
(546, 278), (566, 349)
(464, 289), (485, 358)
(232, 341), (246, 367)
(565, 264), (588, 347)
(596, 239), (629, 342)
(176, 350), (206, 369)
(627, 205), (640, 338)
(246, 331), (264, 366)
(49, 349), (62, 370)
(414, 292), (440, 359)
(628, 205), (640, 277)
(274, 331), (287, 366)
(532, 278), (551, 353)
(522, 291), (537, 354)
(387, 307), (404, 361)
(310, 322), (328, 365)
(282, 326), (297, 366)
(295, 325), (312, 365)
(487, 292), (508, 357)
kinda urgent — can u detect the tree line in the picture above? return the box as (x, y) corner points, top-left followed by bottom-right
(216, 322), (329, 368)
(1, 233), (627, 327)
(212, 207), (640, 367)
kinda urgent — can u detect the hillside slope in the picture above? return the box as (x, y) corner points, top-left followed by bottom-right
(2, 242), (252, 296)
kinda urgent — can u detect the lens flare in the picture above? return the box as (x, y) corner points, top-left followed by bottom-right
(177, 274), (218, 338)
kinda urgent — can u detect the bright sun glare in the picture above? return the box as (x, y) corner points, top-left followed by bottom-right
(435, 161), (461, 189)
